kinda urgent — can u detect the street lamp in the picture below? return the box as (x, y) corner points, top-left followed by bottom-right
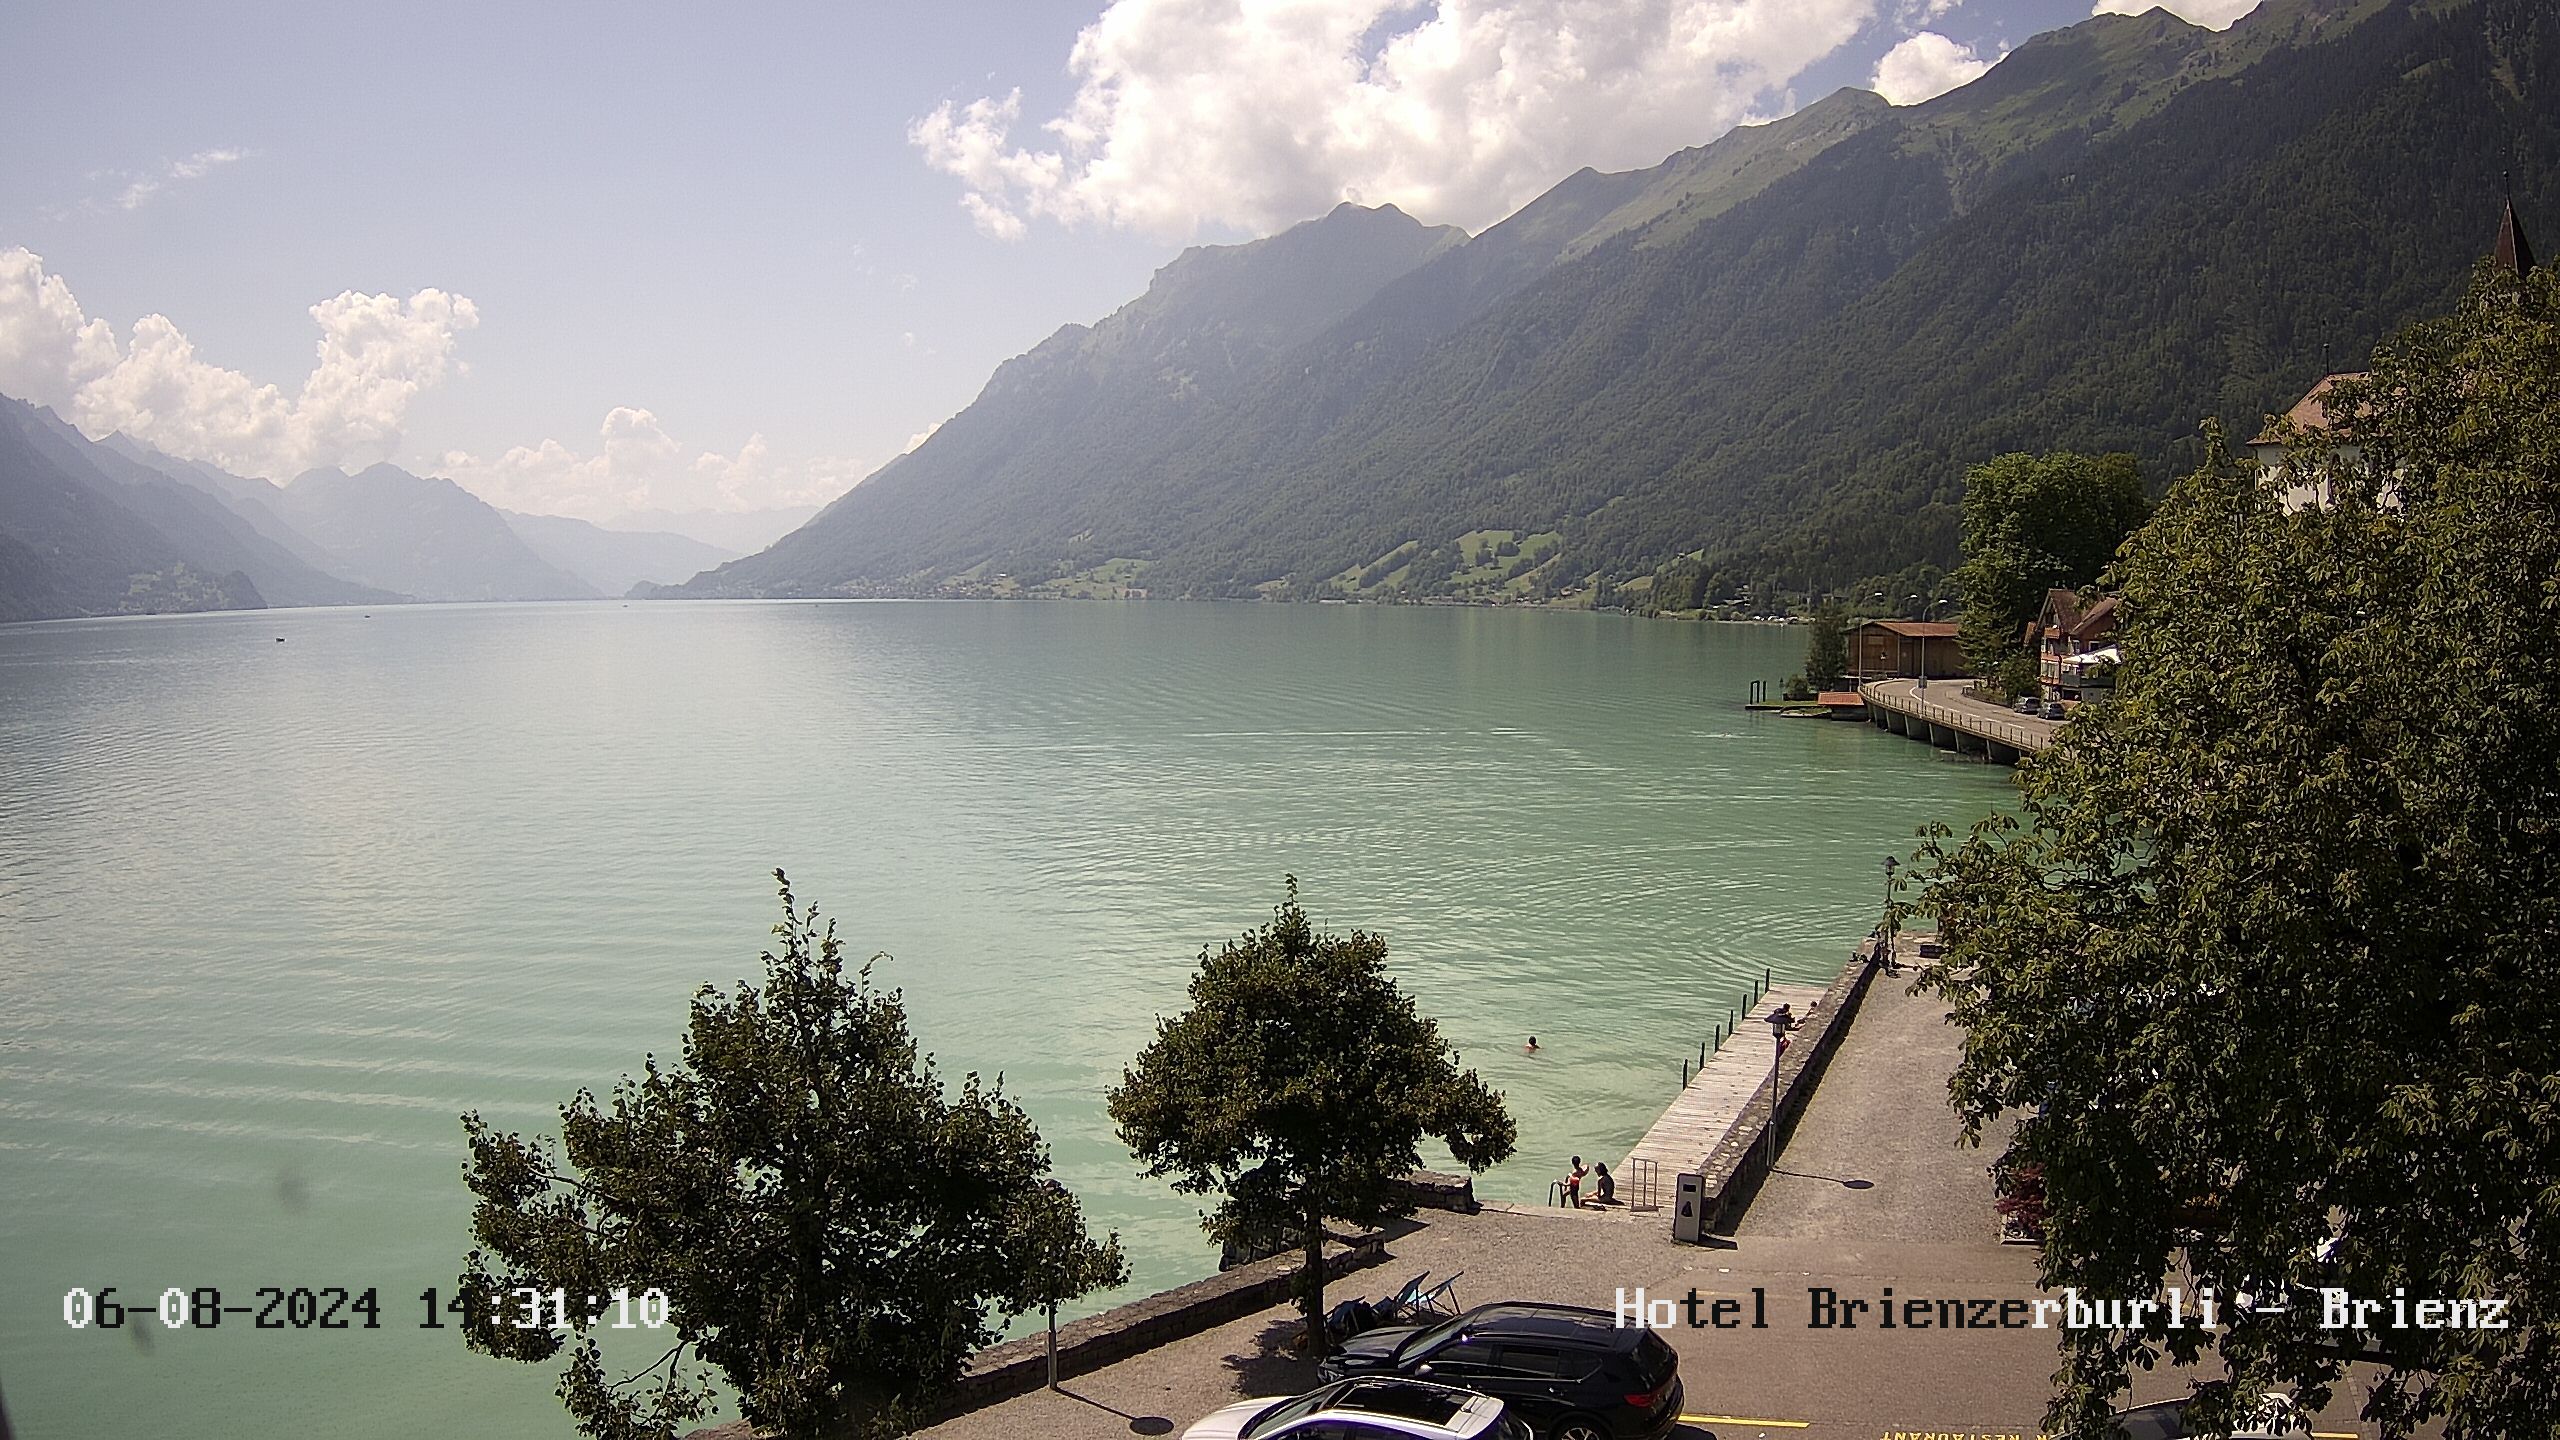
(1764, 1001), (1796, 1169)
(1880, 856), (1899, 975)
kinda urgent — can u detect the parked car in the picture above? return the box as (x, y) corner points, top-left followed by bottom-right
(2039, 699), (2068, 719)
(2109, 1390), (2312, 1439)
(1181, 1377), (1532, 1440)
(1315, 1302), (1683, 1440)
(2011, 696), (2039, 714)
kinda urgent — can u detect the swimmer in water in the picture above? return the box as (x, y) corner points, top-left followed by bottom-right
(1524, 1036), (1540, 1052)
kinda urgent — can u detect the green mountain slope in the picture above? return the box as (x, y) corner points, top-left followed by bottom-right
(671, 0), (2557, 604)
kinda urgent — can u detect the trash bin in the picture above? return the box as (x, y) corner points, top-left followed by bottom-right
(1672, 1172), (1705, 1244)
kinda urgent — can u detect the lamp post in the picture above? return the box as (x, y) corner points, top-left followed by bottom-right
(1881, 856), (1899, 975)
(1764, 1002), (1795, 1169)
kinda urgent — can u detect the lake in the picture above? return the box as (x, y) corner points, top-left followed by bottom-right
(0, 599), (2010, 1437)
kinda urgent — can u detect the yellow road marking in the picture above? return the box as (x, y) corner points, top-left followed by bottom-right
(1681, 1416), (1812, 1429)
(2312, 1433), (2360, 1439)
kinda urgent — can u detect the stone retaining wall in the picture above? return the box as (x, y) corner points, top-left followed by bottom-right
(1391, 1169), (1479, 1214)
(930, 1233), (1387, 1418)
(1692, 945), (1883, 1236)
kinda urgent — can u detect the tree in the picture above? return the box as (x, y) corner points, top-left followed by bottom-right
(1951, 451), (2151, 679)
(1909, 263), (2560, 1440)
(1006, 1179), (1129, 1390)
(1108, 879), (1517, 1352)
(457, 872), (1120, 1440)
(1803, 606), (1848, 689)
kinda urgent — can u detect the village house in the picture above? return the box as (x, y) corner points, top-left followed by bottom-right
(2025, 588), (2118, 700)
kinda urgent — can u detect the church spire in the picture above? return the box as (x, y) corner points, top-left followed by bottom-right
(2493, 190), (2535, 275)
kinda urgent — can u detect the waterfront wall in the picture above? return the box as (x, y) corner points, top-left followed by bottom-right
(682, 1172), (1481, 1438)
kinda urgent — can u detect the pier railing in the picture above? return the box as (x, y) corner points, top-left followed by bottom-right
(1681, 966), (1772, 1087)
(1858, 679), (2055, 759)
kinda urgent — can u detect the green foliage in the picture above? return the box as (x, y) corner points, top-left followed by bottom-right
(1107, 878), (1516, 1350)
(1952, 451), (2150, 675)
(1804, 606), (1849, 689)
(1909, 265), (2560, 1440)
(458, 872), (1117, 1440)
(1989, 650), (2040, 704)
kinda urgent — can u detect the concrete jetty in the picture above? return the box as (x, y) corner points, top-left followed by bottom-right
(1615, 982), (1827, 1209)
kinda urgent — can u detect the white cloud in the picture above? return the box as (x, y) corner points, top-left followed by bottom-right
(0, 249), (121, 410)
(2091, 0), (2257, 27)
(911, 0), (1882, 239)
(1869, 30), (1996, 104)
(0, 246), (474, 478)
(439, 408), (868, 522)
(81, 147), (250, 214)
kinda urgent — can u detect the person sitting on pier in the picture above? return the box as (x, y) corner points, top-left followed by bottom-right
(1589, 1162), (1618, 1207)
(1562, 1155), (1588, 1207)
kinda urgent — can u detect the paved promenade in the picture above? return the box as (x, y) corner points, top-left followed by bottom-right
(1736, 943), (2009, 1245)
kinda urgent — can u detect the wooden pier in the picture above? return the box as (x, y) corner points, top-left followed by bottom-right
(1617, 981), (1829, 1205)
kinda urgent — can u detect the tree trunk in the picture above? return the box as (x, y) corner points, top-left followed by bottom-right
(1046, 1301), (1060, 1390)
(1302, 1195), (1328, 1355)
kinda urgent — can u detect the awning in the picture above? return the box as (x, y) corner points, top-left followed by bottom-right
(2062, 646), (2121, 666)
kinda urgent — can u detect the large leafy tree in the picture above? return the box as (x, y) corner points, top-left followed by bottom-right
(1911, 262), (2560, 1440)
(1108, 879), (1517, 1351)
(1951, 451), (2151, 684)
(458, 872), (1120, 1440)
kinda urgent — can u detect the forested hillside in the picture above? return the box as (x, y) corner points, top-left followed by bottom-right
(668, 0), (2559, 605)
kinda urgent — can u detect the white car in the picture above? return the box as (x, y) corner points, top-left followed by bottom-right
(2111, 1390), (2313, 1439)
(1182, 1377), (1532, 1440)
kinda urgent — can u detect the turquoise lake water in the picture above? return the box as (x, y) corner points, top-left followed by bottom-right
(0, 599), (2012, 1437)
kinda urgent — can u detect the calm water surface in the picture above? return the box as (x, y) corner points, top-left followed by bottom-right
(0, 600), (2010, 1437)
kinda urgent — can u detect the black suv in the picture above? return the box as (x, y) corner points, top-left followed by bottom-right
(1315, 1302), (1683, 1440)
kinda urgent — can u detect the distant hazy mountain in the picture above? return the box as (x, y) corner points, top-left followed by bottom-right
(10, 415), (402, 609)
(498, 510), (736, 597)
(276, 465), (599, 602)
(602, 506), (821, 554)
(97, 434), (365, 580)
(667, 0), (2559, 602)
(0, 398), (265, 621)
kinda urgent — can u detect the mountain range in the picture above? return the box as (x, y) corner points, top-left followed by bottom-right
(662, 0), (2559, 606)
(0, 402), (740, 621)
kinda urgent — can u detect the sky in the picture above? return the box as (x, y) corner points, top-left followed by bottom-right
(0, 0), (2259, 525)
